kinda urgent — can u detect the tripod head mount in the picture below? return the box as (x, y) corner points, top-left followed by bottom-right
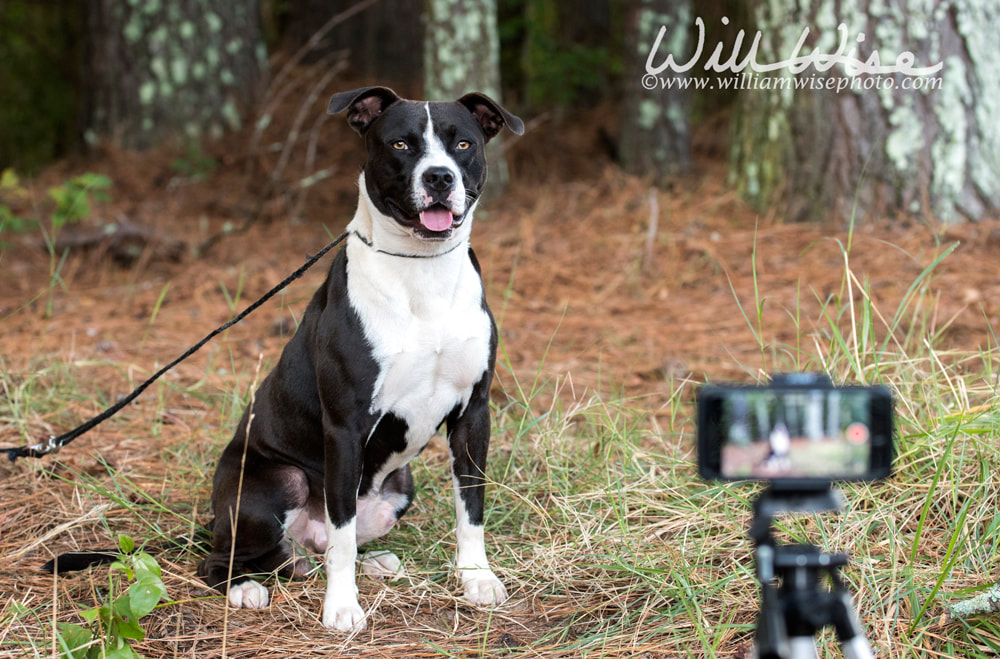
(749, 485), (844, 548)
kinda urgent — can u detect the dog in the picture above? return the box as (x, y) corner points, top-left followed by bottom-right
(196, 86), (524, 632)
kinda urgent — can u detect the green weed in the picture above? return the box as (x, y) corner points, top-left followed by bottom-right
(55, 536), (167, 659)
(0, 169), (111, 238)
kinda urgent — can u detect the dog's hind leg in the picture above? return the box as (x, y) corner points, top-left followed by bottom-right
(198, 514), (292, 609)
(198, 466), (306, 609)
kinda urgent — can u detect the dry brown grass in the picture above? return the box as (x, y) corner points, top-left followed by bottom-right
(2, 85), (1000, 657)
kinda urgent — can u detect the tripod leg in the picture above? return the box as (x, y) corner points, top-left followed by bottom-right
(754, 580), (790, 658)
(831, 588), (875, 659)
(788, 637), (819, 658)
(839, 635), (875, 659)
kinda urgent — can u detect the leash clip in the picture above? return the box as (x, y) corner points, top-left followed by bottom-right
(32, 435), (62, 456)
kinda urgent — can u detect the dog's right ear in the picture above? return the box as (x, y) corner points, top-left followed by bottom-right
(327, 86), (402, 135)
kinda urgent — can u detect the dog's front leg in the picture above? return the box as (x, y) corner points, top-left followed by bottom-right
(447, 390), (508, 607)
(321, 421), (366, 632)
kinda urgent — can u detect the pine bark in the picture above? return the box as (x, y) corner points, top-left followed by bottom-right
(729, 0), (1000, 224)
(83, 0), (267, 150)
(423, 0), (501, 102)
(620, 0), (694, 185)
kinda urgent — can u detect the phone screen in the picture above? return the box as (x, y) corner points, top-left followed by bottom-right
(697, 385), (893, 483)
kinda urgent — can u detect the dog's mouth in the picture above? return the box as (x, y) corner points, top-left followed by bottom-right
(418, 204), (455, 232)
(385, 200), (463, 240)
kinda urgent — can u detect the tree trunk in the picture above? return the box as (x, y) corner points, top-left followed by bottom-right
(423, 0), (501, 102)
(729, 1), (1000, 224)
(620, 0), (694, 185)
(83, 0), (267, 150)
(424, 0), (510, 194)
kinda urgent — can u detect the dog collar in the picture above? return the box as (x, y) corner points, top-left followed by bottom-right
(350, 230), (465, 259)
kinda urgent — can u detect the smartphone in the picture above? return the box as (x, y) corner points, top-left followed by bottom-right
(697, 380), (894, 487)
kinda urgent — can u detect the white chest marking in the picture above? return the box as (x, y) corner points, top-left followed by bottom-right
(345, 237), (491, 449)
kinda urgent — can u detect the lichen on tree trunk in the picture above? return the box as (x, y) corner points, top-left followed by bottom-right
(729, 0), (1000, 224)
(84, 0), (267, 150)
(620, 0), (693, 185)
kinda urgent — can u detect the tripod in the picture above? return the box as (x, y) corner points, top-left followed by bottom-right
(748, 487), (874, 659)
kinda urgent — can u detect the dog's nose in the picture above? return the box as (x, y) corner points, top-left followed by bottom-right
(422, 167), (455, 192)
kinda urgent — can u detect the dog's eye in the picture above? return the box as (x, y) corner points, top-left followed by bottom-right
(456, 140), (471, 150)
(392, 140), (408, 150)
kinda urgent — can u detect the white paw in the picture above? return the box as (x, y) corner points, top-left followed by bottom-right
(228, 580), (269, 609)
(322, 599), (367, 632)
(461, 570), (508, 606)
(360, 551), (405, 579)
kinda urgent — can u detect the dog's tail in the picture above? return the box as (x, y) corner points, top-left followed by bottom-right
(41, 526), (213, 574)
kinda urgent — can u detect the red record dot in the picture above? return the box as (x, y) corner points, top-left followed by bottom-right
(846, 422), (869, 445)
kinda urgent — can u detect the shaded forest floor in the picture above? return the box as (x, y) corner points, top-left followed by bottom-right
(2, 82), (1000, 657)
(6, 98), (1000, 408)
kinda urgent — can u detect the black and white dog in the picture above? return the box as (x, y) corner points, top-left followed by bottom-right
(197, 87), (523, 632)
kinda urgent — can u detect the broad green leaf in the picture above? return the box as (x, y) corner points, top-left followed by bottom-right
(109, 560), (134, 580)
(111, 599), (145, 640)
(56, 622), (92, 659)
(132, 552), (161, 578)
(104, 642), (138, 659)
(129, 575), (166, 618)
(118, 535), (135, 554)
(78, 606), (101, 625)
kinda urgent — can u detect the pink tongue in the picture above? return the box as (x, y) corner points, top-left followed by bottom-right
(419, 208), (453, 231)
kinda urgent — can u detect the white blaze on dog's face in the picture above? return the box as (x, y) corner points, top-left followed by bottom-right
(408, 104), (469, 233)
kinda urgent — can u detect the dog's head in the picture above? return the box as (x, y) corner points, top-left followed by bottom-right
(328, 86), (524, 242)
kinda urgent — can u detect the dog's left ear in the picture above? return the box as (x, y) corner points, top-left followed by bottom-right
(328, 86), (402, 135)
(458, 93), (525, 142)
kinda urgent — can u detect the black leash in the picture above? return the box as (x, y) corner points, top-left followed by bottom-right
(3, 230), (350, 463)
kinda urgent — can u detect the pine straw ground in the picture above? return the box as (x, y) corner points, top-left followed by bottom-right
(2, 97), (1000, 657)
